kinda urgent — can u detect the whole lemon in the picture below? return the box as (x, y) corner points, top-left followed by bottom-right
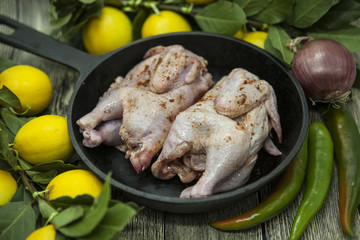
(0, 170), (18, 205)
(45, 169), (103, 200)
(82, 6), (133, 55)
(0, 65), (53, 116)
(13, 115), (75, 165)
(26, 224), (56, 240)
(185, 0), (215, 5)
(141, 10), (192, 38)
(242, 31), (268, 49)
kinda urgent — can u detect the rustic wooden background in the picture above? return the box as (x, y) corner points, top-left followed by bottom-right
(1, 1), (360, 239)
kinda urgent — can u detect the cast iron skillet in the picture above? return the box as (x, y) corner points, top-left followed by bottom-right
(0, 15), (308, 214)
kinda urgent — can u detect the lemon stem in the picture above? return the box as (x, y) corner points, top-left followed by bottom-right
(19, 169), (40, 200)
(143, 1), (160, 15)
(7, 148), (45, 201)
(33, 189), (51, 199)
(7, 151), (58, 222)
(9, 104), (31, 116)
(181, 3), (193, 15)
(6, 148), (37, 198)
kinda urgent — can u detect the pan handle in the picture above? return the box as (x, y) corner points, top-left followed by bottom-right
(0, 14), (101, 74)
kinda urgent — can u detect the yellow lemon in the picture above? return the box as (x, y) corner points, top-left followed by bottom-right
(13, 115), (75, 165)
(26, 224), (56, 240)
(0, 170), (18, 205)
(82, 6), (133, 55)
(185, 0), (215, 5)
(233, 28), (246, 40)
(141, 10), (192, 38)
(0, 65), (53, 116)
(45, 169), (103, 200)
(242, 31), (268, 49)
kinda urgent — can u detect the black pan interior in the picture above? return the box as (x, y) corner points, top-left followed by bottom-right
(68, 32), (308, 213)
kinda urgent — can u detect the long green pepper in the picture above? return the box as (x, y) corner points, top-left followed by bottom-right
(321, 103), (360, 237)
(289, 122), (334, 240)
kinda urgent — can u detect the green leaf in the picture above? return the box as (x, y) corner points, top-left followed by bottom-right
(38, 198), (58, 220)
(287, 0), (334, 28)
(79, 0), (98, 3)
(0, 120), (15, 143)
(309, 26), (360, 52)
(195, 1), (247, 36)
(55, 232), (68, 240)
(1, 108), (34, 136)
(0, 86), (21, 110)
(264, 38), (284, 62)
(57, 173), (111, 237)
(11, 184), (34, 203)
(28, 160), (78, 173)
(31, 170), (58, 184)
(252, 0), (295, 24)
(50, 12), (73, 29)
(52, 205), (85, 228)
(0, 57), (17, 73)
(0, 130), (10, 157)
(234, 0), (271, 17)
(78, 201), (140, 240)
(0, 130), (17, 166)
(312, 0), (360, 30)
(0, 202), (36, 240)
(50, 0), (104, 40)
(267, 25), (294, 65)
(18, 158), (33, 171)
(49, 194), (95, 209)
(0, 159), (11, 171)
(132, 9), (150, 41)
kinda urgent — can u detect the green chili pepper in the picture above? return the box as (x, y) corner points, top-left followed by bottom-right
(209, 132), (309, 230)
(289, 121), (334, 240)
(321, 103), (360, 237)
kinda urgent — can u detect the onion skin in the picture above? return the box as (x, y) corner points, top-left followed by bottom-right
(291, 38), (356, 102)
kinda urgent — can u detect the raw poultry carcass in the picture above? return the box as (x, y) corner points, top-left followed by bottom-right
(76, 45), (214, 173)
(151, 68), (282, 198)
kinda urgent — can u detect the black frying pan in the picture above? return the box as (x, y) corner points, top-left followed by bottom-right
(0, 15), (308, 213)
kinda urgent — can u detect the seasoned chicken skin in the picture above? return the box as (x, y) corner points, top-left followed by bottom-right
(76, 45), (213, 173)
(151, 68), (282, 198)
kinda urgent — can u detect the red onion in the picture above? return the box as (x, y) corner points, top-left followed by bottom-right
(291, 38), (356, 103)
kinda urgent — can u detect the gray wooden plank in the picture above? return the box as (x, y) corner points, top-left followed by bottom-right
(163, 194), (264, 240)
(2, 1), (360, 240)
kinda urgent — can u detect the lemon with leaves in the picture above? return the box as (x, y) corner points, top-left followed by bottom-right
(141, 10), (192, 38)
(242, 31), (268, 49)
(0, 170), (18, 205)
(82, 6), (133, 55)
(26, 225), (56, 240)
(13, 115), (75, 165)
(45, 169), (103, 200)
(0, 65), (53, 116)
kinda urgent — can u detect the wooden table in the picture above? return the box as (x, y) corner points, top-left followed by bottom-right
(1, 1), (360, 239)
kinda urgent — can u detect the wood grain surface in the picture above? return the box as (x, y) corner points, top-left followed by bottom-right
(1, 1), (359, 239)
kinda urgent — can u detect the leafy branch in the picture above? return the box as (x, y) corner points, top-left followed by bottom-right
(0, 63), (141, 240)
(50, 0), (360, 69)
